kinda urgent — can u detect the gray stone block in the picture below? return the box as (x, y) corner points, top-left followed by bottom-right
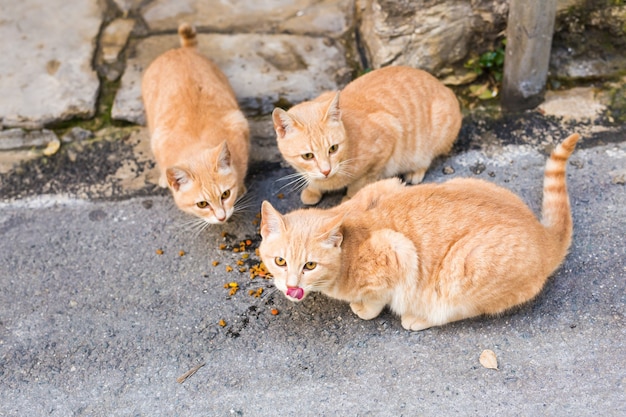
(112, 33), (350, 125)
(0, 0), (101, 128)
(142, 0), (355, 38)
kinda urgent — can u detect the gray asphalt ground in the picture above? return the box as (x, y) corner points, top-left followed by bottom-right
(1, 131), (624, 416)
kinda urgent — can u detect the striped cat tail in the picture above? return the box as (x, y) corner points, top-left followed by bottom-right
(178, 23), (198, 48)
(541, 133), (580, 255)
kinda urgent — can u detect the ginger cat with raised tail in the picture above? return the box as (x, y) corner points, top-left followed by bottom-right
(272, 65), (462, 205)
(142, 23), (249, 224)
(259, 133), (580, 331)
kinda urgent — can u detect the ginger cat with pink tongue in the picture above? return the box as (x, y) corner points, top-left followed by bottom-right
(272, 65), (461, 205)
(259, 134), (580, 331)
(142, 23), (249, 224)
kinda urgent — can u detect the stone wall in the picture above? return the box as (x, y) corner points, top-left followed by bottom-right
(357, 0), (626, 79)
(357, 0), (509, 75)
(1, 0), (624, 137)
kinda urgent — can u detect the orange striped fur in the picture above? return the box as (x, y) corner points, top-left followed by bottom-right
(259, 133), (580, 331)
(142, 23), (249, 224)
(272, 66), (462, 205)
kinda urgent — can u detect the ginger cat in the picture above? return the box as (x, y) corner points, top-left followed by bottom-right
(272, 65), (461, 205)
(142, 23), (249, 224)
(259, 133), (580, 331)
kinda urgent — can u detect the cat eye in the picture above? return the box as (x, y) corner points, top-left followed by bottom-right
(221, 189), (231, 200)
(302, 152), (315, 160)
(196, 201), (209, 209)
(304, 261), (317, 270)
(328, 144), (339, 154)
(275, 257), (286, 266)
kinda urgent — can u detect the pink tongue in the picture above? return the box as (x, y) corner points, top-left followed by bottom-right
(286, 287), (304, 300)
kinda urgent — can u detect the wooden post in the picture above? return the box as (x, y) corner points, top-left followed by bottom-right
(501, 0), (557, 112)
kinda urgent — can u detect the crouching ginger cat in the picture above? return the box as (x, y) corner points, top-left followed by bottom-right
(272, 65), (462, 205)
(259, 133), (580, 331)
(142, 23), (249, 224)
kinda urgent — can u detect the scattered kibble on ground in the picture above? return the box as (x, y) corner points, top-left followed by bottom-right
(249, 262), (271, 279)
(219, 319), (226, 327)
(179, 250), (185, 256)
(225, 281), (239, 296)
(248, 288), (263, 298)
(271, 309), (279, 315)
(156, 249), (164, 255)
(212, 261), (219, 267)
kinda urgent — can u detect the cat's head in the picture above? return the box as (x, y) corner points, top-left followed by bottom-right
(166, 141), (242, 224)
(259, 201), (344, 302)
(272, 92), (348, 182)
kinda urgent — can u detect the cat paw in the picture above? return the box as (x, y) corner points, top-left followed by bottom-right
(401, 315), (432, 331)
(158, 173), (168, 188)
(350, 301), (384, 320)
(301, 188), (322, 205)
(406, 168), (427, 185)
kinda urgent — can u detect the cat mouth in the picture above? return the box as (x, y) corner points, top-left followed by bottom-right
(286, 287), (304, 300)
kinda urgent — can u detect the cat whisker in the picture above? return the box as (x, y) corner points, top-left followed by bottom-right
(278, 174), (310, 193)
(192, 222), (212, 240)
(178, 216), (205, 230)
(276, 171), (310, 192)
(257, 286), (281, 305)
(275, 171), (304, 182)
(178, 216), (212, 239)
(233, 192), (259, 214)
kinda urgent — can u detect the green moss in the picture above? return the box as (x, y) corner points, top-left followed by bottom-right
(607, 82), (626, 123)
(49, 78), (132, 136)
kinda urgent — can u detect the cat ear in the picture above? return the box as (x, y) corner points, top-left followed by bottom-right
(166, 167), (192, 192)
(272, 108), (295, 139)
(216, 141), (231, 173)
(323, 91), (341, 124)
(260, 201), (286, 240)
(320, 213), (344, 248)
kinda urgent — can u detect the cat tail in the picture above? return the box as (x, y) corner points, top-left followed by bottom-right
(540, 133), (580, 258)
(178, 23), (198, 48)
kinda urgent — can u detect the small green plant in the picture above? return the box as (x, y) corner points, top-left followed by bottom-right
(465, 38), (506, 81)
(464, 38), (506, 100)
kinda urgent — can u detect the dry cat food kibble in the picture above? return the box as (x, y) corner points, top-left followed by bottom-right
(248, 288), (263, 298)
(179, 250), (185, 256)
(224, 281), (239, 296)
(271, 308), (279, 315)
(225, 265), (233, 272)
(156, 249), (164, 255)
(212, 261), (219, 266)
(219, 319), (226, 327)
(249, 262), (271, 279)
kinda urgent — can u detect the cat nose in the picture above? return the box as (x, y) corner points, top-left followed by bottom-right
(321, 168), (331, 177)
(215, 209), (227, 222)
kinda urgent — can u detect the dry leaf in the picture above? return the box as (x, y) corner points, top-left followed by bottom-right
(42, 138), (61, 156)
(176, 362), (205, 384)
(479, 349), (499, 370)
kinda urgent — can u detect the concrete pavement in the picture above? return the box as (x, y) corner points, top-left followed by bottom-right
(0, 0), (625, 416)
(1, 131), (625, 416)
